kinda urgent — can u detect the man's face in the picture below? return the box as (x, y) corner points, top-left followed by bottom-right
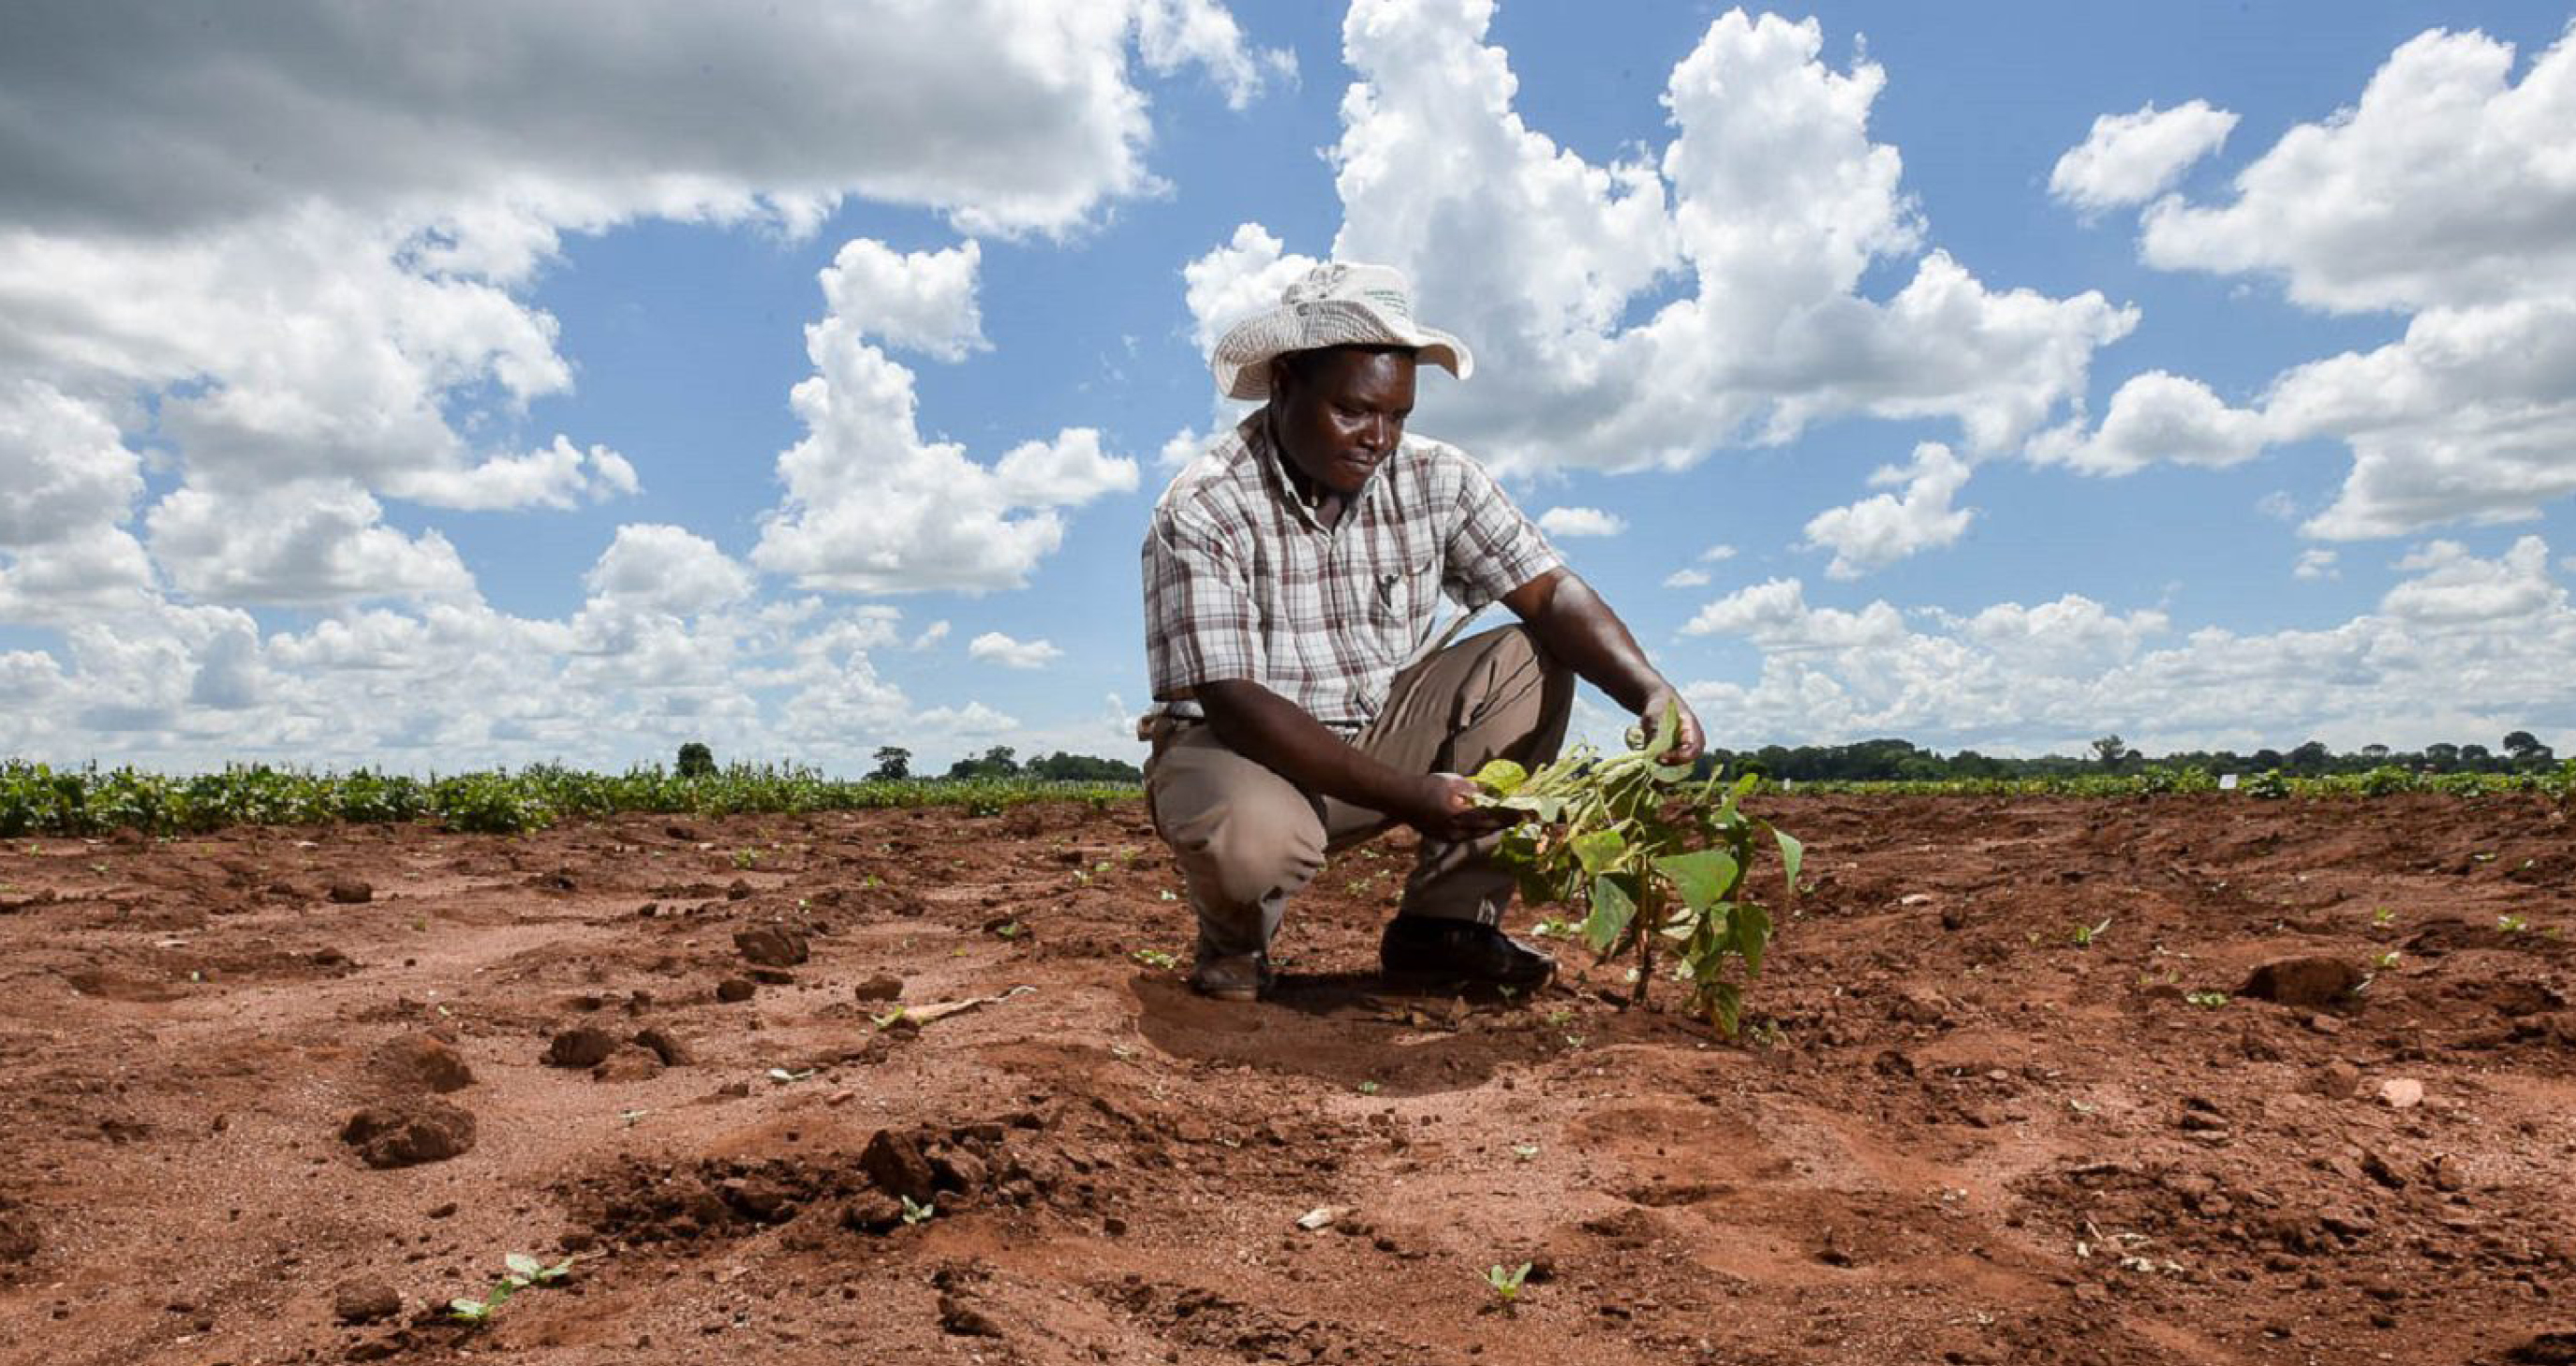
(1270, 347), (1417, 497)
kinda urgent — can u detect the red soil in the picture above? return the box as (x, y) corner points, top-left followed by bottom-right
(1, 795), (2571, 1365)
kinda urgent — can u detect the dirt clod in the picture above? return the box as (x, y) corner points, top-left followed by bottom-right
(715, 976), (756, 1002)
(860, 1128), (938, 1202)
(631, 1026), (690, 1066)
(851, 973), (905, 1002)
(591, 1046), (664, 1082)
(338, 1101), (476, 1168)
(330, 1280), (401, 1325)
(542, 1027), (621, 1069)
(2239, 956), (2366, 1008)
(733, 926), (808, 967)
(365, 1034), (474, 1094)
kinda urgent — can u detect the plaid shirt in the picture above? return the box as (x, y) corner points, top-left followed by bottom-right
(1143, 413), (1562, 730)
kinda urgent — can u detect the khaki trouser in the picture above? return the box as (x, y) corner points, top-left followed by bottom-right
(1144, 624), (1575, 961)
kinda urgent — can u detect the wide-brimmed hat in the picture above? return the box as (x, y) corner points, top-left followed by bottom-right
(1210, 261), (1473, 400)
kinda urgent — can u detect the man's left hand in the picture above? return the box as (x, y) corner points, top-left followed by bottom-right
(1638, 690), (1704, 768)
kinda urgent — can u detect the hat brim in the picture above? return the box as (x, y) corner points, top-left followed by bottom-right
(1211, 300), (1473, 400)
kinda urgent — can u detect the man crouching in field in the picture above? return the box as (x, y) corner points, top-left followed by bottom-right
(1140, 261), (1702, 1002)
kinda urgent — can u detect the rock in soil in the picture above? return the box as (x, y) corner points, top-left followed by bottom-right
(339, 1101), (476, 1168)
(0, 1199), (37, 1262)
(2239, 956), (2366, 1009)
(860, 1128), (939, 1202)
(590, 1046), (665, 1083)
(851, 973), (905, 1002)
(331, 1280), (402, 1325)
(630, 1026), (690, 1066)
(325, 879), (374, 905)
(715, 976), (756, 1003)
(542, 1027), (622, 1069)
(365, 1034), (474, 1094)
(838, 1190), (906, 1234)
(733, 926), (809, 967)
(2504, 1329), (2576, 1364)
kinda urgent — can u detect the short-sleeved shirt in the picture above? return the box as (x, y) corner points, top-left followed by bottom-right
(1143, 412), (1562, 731)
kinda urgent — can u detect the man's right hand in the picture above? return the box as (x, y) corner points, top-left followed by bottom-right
(1400, 771), (1516, 845)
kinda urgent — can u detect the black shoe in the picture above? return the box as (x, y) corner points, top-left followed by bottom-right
(1379, 916), (1554, 989)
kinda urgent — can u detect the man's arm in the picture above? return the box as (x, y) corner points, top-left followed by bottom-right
(1502, 567), (1703, 765)
(1193, 680), (1508, 844)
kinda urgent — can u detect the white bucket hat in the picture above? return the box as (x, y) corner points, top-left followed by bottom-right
(1210, 261), (1473, 400)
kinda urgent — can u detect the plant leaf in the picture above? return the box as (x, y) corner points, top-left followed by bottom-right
(1773, 829), (1804, 890)
(1472, 759), (1528, 795)
(504, 1253), (541, 1279)
(1570, 829), (1626, 876)
(1651, 849), (1738, 913)
(1583, 874), (1636, 952)
(1732, 899), (1773, 976)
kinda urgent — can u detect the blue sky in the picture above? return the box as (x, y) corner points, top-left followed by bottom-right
(3, 1), (2574, 772)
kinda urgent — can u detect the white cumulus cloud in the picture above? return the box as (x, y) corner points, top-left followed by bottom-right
(1537, 507), (1626, 539)
(968, 631), (1065, 669)
(2049, 100), (2239, 214)
(1801, 442), (1976, 579)
(1182, 4), (2134, 476)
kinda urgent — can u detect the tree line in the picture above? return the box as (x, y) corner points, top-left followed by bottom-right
(1702, 731), (2563, 783)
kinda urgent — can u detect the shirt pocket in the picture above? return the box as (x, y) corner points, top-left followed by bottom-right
(1366, 555), (1442, 650)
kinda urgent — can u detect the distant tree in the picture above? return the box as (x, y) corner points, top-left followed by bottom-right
(1025, 750), (1145, 782)
(2461, 743), (2495, 771)
(945, 745), (1022, 780)
(2250, 749), (2285, 771)
(675, 741), (716, 779)
(2359, 744), (2391, 763)
(2423, 742), (2460, 771)
(869, 746), (911, 781)
(2504, 730), (2544, 763)
(2287, 740), (2332, 774)
(2090, 735), (2130, 769)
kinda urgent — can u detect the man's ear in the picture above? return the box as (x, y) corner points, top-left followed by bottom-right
(1268, 355), (1295, 400)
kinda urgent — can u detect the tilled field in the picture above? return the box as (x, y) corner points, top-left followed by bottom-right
(1, 794), (2571, 1366)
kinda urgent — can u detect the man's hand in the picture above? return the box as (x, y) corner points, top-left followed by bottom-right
(1399, 772), (1517, 845)
(1638, 689), (1705, 768)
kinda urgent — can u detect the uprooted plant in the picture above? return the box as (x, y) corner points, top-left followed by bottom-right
(449, 1253), (576, 1325)
(1476, 701), (1800, 1036)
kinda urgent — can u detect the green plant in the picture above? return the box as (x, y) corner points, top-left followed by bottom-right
(1477, 703), (1799, 1036)
(2371, 907), (2396, 928)
(449, 1253), (574, 1325)
(1131, 948), (1178, 970)
(2499, 913), (2531, 934)
(1484, 1262), (1532, 1311)
(2184, 989), (2229, 1009)
(2373, 950), (2401, 970)
(2069, 916), (2112, 948)
(900, 1195), (936, 1226)
(1356, 1079), (1382, 1096)
(730, 848), (760, 869)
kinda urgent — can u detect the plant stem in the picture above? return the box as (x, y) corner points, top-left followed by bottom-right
(1632, 884), (1659, 1008)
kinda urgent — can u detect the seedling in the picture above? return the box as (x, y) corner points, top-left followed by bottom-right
(449, 1252), (574, 1325)
(2184, 990), (2229, 1009)
(990, 920), (1026, 940)
(2371, 907), (2396, 928)
(1526, 916), (1577, 940)
(2373, 951), (2402, 970)
(1511, 1143), (1541, 1162)
(869, 1008), (911, 1031)
(1484, 1262), (1532, 1312)
(1356, 1080), (1382, 1096)
(899, 1195), (936, 1226)
(2498, 913), (2530, 934)
(1132, 948), (1178, 971)
(2069, 917), (2112, 948)
(1477, 701), (1799, 1035)
(765, 1066), (817, 1084)
(730, 848), (760, 869)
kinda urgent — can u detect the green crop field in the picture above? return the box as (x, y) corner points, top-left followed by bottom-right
(0, 760), (1136, 838)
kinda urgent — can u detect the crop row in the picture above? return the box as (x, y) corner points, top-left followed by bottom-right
(0, 761), (1136, 838)
(1778, 764), (2576, 800)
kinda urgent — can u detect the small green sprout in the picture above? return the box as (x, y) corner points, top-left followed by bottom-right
(1356, 1079), (1382, 1096)
(990, 920), (1026, 940)
(2373, 950), (2401, 970)
(1157, 888), (1178, 902)
(1132, 948), (1178, 970)
(2069, 916), (2112, 948)
(2498, 913), (2530, 934)
(2371, 907), (2396, 928)
(869, 1008), (911, 1031)
(900, 1195), (936, 1226)
(449, 1253), (574, 1325)
(1511, 1143), (1541, 1162)
(730, 848), (759, 869)
(1484, 1262), (1532, 1310)
(765, 1066), (817, 1084)
(2184, 989), (2229, 1009)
